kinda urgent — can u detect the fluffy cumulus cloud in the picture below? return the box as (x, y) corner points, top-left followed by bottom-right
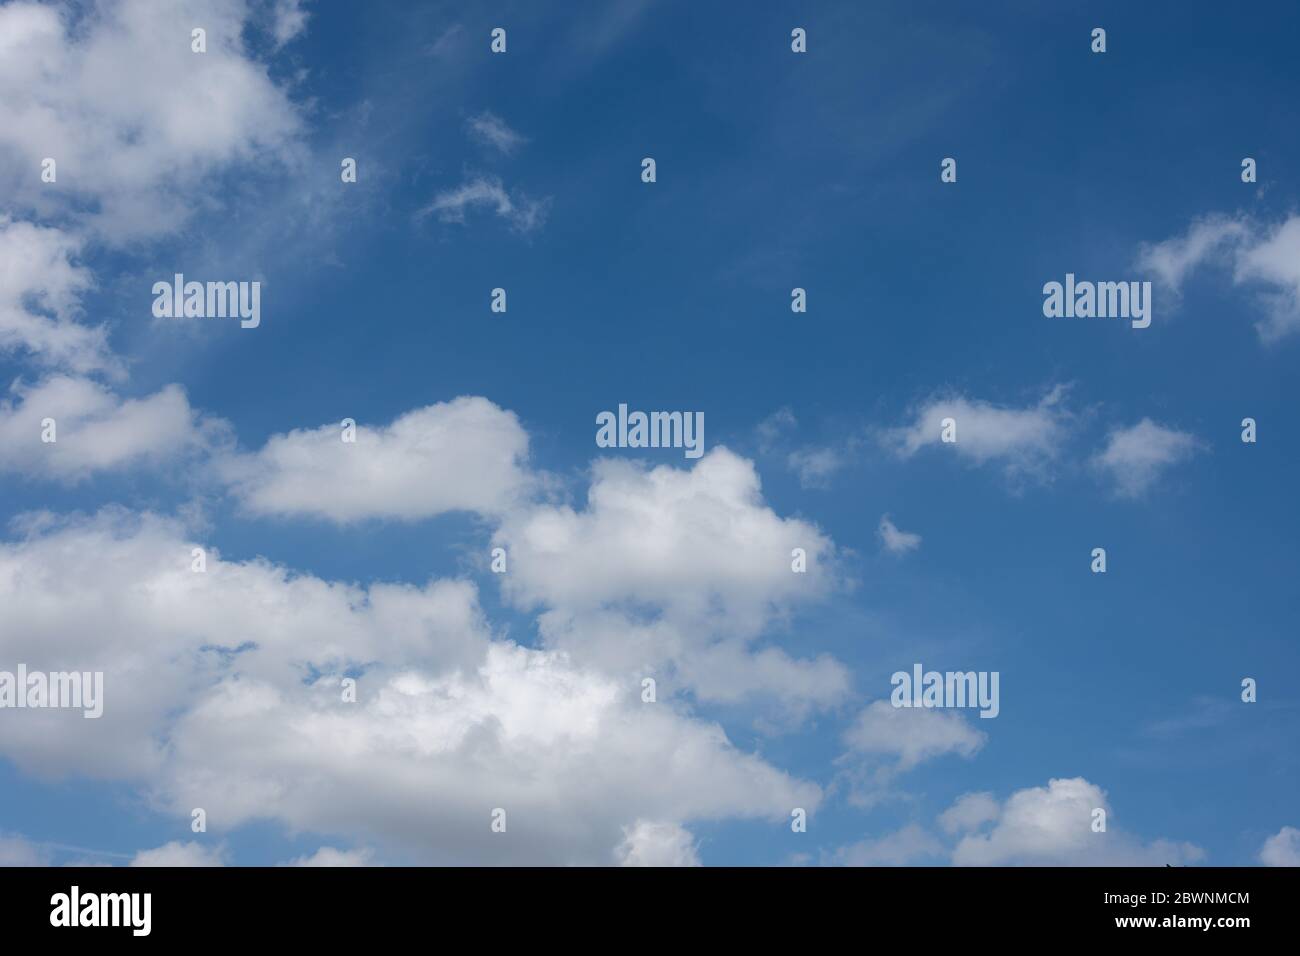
(494, 448), (850, 716)
(0, 0), (303, 239)
(1258, 826), (1300, 867)
(0, 375), (226, 482)
(949, 778), (1204, 866)
(884, 386), (1069, 481)
(0, 1), (841, 869)
(0, 376), (1228, 866)
(1091, 418), (1203, 498)
(1138, 213), (1300, 343)
(497, 449), (836, 625)
(0, 219), (118, 377)
(827, 778), (1204, 867)
(0, 507), (499, 778)
(218, 397), (533, 521)
(0, 0), (311, 496)
(938, 791), (1000, 834)
(156, 642), (816, 865)
(615, 821), (701, 867)
(221, 422), (849, 714)
(0, 508), (820, 865)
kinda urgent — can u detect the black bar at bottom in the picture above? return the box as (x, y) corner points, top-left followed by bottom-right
(0, 865), (1287, 941)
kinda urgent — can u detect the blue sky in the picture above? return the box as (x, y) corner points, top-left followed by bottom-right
(0, 0), (1297, 867)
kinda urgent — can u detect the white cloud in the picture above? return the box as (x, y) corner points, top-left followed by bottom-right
(757, 408), (855, 491)
(938, 791), (999, 834)
(1136, 215), (1246, 293)
(203, 415), (846, 715)
(842, 701), (985, 772)
(0, 832), (48, 866)
(270, 0), (310, 48)
(832, 778), (1205, 867)
(828, 824), (944, 866)
(0, 373), (845, 862)
(0, 375), (226, 482)
(1138, 213), (1300, 343)
(467, 111), (527, 155)
(2, 389), (847, 720)
(283, 847), (378, 867)
(0, 509), (821, 865)
(417, 174), (550, 233)
(836, 701), (985, 808)
(884, 387), (1069, 481)
(129, 841), (226, 867)
(1259, 826), (1300, 867)
(950, 778), (1204, 866)
(1233, 217), (1300, 342)
(536, 608), (849, 719)
(787, 446), (844, 489)
(153, 643), (817, 865)
(0, 0), (304, 240)
(219, 397), (532, 521)
(497, 449), (837, 627)
(495, 449), (849, 715)
(0, 508), (496, 778)
(615, 821), (701, 867)
(755, 407), (797, 453)
(1091, 418), (1203, 498)
(0, 219), (119, 377)
(878, 515), (921, 554)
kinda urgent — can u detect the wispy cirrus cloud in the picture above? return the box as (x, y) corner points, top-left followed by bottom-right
(878, 515), (921, 554)
(0, 218), (119, 378)
(416, 174), (551, 233)
(467, 111), (528, 155)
